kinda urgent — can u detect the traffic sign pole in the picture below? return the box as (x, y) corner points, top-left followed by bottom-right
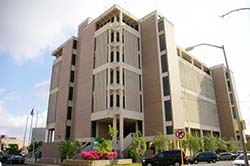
(179, 140), (184, 166)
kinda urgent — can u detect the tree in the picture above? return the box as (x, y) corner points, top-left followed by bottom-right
(96, 137), (112, 153)
(183, 133), (202, 156)
(203, 136), (217, 151)
(129, 130), (147, 163)
(215, 137), (227, 153)
(58, 140), (81, 160)
(226, 138), (239, 152)
(6, 144), (20, 155)
(246, 141), (250, 151)
(152, 132), (171, 154)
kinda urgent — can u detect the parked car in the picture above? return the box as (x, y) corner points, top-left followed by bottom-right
(218, 152), (237, 160)
(232, 153), (250, 166)
(188, 151), (217, 164)
(0, 154), (11, 163)
(6, 155), (25, 164)
(0, 161), (2, 166)
(142, 150), (187, 166)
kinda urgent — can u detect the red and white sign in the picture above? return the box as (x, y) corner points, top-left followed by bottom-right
(175, 129), (186, 140)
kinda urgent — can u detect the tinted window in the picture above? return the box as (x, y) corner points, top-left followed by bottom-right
(159, 34), (166, 51)
(164, 100), (172, 121)
(161, 54), (168, 73)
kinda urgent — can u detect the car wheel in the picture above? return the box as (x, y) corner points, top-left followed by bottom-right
(194, 160), (198, 164)
(174, 161), (180, 166)
(146, 163), (152, 166)
(212, 158), (216, 163)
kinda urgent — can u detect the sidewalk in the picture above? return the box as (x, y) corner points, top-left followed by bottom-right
(25, 161), (62, 166)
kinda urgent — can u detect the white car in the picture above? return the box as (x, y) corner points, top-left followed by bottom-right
(0, 161), (2, 166)
(232, 153), (250, 166)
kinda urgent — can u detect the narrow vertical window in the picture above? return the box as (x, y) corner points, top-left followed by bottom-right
(70, 71), (75, 82)
(116, 95), (120, 107)
(161, 54), (168, 73)
(116, 32), (120, 42)
(67, 107), (72, 120)
(68, 87), (74, 101)
(163, 76), (170, 96)
(111, 31), (114, 42)
(116, 51), (120, 62)
(110, 95), (113, 107)
(116, 70), (120, 84)
(123, 69), (125, 86)
(73, 40), (77, 49)
(110, 70), (114, 84)
(71, 54), (76, 65)
(140, 95), (142, 112)
(159, 34), (166, 51)
(139, 75), (141, 91)
(164, 100), (172, 121)
(65, 126), (71, 140)
(137, 38), (140, 51)
(111, 51), (114, 62)
(158, 21), (164, 32)
(166, 126), (173, 134)
(123, 94), (125, 109)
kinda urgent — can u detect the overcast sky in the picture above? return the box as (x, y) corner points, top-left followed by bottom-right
(0, 0), (249, 143)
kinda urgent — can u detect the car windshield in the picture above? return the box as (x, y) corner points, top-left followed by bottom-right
(237, 155), (250, 160)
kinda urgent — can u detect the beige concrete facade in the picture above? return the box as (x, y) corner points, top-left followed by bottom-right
(45, 5), (243, 160)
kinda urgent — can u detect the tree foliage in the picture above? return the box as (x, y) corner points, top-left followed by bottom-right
(28, 141), (43, 152)
(215, 137), (227, 153)
(96, 137), (112, 153)
(203, 136), (217, 151)
(226, 138), (239, 152)
(246, 141), (250, 151)
(129, 131), (147, 163)
(152, 132), (171, 154)
(6, 144), (20, 155)
(183, 133), (202, 155)
(58, 140), (81, 159)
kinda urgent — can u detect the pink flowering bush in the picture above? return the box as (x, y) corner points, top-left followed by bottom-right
(80, 150), (118, 160)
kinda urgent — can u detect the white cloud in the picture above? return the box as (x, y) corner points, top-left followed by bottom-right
(34, 80), (50, 100)
(0, 103), (47, 142)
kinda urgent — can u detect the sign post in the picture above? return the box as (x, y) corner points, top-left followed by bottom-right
(175, 129), (186, 166)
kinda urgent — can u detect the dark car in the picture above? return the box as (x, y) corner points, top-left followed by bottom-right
(6, 155), (25, 164)
(218, 152), (237, 160)
(188, 151), (217, 164)
(0, 154), (11, 163)
(142, 150), (187, 166)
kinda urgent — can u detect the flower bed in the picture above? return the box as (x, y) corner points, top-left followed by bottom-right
(80, 150), (118, 160)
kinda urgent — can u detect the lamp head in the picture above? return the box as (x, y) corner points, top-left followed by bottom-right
(185, 46), (194, 51)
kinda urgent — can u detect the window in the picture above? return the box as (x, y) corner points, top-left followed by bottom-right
(116, 70), (120, 84)
(110, 95), (113, 107)
(116, 32), (120, 42)
(227, 81), (231, 91)
(65, 126), (71, 140)
(116, 94), (120, 107)
(67, 107), (72, 120)
(123, 92), (125, 109)
(70, 71), (75, 82)
(138, 54), (141, 69)
(158, 21), (164, 32)
(161, 54), (168, 73)
(73, 40), (77, 49)
(163, 76), (170, 96)
(232, 106), (237, 119)
(72, 54), (76, 65)
(68, 87), (74, 101)
(139, 75), (142, 91)
(164, 100), (172, 121)
(111, 31), (114, 42)
(230, 93), (234, 105)
(137, 38), (140, 51)
(123, 69), (125, 85)
(159, 34), (166, 51)
(140, 95), (142, 112)
(116, 51), (120, 62)
(111, 51), (114, 62)
(110, 70), (114, 84)
(166, 126), (173, 134)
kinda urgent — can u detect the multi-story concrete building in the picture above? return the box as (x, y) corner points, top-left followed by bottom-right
(44, 5), (243, 159)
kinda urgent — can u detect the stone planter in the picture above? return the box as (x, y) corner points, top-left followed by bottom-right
(65, 159), (132, 166)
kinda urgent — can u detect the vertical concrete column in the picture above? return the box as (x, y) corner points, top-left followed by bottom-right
(113, 117), (117, 150)
(119, 11), (122, 24)
(119, 114), (124, 152)
(135, 120), (139, 132)
(96, 121), (99, 137)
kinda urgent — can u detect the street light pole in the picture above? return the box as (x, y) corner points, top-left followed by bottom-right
(185, 43), (249, 166)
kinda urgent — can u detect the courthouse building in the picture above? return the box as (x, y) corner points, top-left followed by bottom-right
(43, 5), (243, 158)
